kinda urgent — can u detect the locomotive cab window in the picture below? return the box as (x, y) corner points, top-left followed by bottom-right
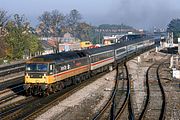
(26, 63), (48, 72)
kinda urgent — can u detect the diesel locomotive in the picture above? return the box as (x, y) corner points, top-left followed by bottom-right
(24, 36), (159, 95)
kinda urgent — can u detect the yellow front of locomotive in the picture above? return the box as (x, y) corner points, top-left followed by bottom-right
(24, 61), (55, 95)
(25, 72), (54, 84)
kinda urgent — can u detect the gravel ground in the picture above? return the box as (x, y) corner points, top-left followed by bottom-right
(127, 58), (148, 119)
(127, 50), (180, 120)
(127, 50), (170, 119)
(159, 66), (180, 120)
(36, 70), (116, 120)
(127, 51), (154, 119)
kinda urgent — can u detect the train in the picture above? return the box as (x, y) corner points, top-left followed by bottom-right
(24, 36), (159, 95)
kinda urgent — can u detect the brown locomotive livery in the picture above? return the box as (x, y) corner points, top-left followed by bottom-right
(24, 36), (159, 95)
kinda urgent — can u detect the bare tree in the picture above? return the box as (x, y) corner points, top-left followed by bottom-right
(13, 14), (27, 28)
(66, 9), (82, 37)
(38, 10), (65, 37)
(0, 9), (10, 27)
(50, 10), (65, 37)
(67, 9), (81, 26)
(38, 11), (51, 37)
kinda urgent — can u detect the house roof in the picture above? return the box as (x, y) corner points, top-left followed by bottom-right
(40, 40), (54, 50)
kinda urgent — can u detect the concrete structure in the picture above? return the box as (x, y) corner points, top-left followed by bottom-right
(172, 68), (180, 79)
(170, 55), (180, 79)
(167, 32), (174, 48)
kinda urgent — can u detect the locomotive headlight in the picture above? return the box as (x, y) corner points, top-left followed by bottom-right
(25, 73), (29, 79)
(26, 73), (29, 76)
(43, 74), (47, 79)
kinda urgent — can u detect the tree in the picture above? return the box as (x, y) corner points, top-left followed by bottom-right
(67, 9), (81, 27)
(38, 11), (51, 37)
(167, 19), (180, 43)
(0, 9), (9, 27)
(38, 10), (65, 37)
(50, 10), (65, 36)
(0, 9), (9, 58)
(76, 22), (92, 41)
(5, 14), (42, 59)
(66, 9), (82, 37)
(5, 21), (23, 59)
(0, 37), (7, 58)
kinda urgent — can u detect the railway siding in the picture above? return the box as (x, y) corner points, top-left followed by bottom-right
(127, 50), (180, 120)
(159, 63), (180, 120)
(0, 61), (25, 91)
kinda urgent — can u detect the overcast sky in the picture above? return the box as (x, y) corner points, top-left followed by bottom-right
(0, 0), (180, 30)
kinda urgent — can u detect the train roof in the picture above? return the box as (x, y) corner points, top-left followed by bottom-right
(82, 45), (114, 55)
(116, 36), (154, 48)
(27, 36), (155, 63)
(27, 51), (87, 63)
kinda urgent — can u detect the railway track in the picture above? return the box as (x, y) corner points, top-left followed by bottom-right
(93, 63), (134, 120)
(0, 96), (36, 118)
(114, 63), (134, 120)
(157, 62), (180, 120)
(0, 75), (24, 91)
(0, 65), (24, 91)
(0, 62), (25, 77)
(0, 84), (33, 119)
(0, 61), (25, 91)
(0, 70), (110, 120)
(138, 62), (166, 120)
(0, 84), (24, 105)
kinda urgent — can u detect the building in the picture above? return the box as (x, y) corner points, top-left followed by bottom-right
(61, 32), (80, 43)
(59, 42), (81, 52)
(39, 32), (82, 53)
(40, 40), (54, 55)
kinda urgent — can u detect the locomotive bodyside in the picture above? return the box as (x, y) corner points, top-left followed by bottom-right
(24, 51), (90, 95)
